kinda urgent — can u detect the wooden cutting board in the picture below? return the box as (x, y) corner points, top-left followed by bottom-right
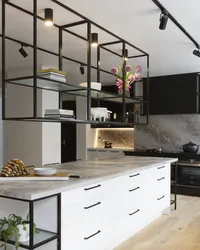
(0, 171), (70, 181)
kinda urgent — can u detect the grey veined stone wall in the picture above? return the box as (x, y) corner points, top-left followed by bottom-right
(135, 115), (200, 152)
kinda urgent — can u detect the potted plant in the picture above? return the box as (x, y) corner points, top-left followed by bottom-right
(0, 213), (39, 250)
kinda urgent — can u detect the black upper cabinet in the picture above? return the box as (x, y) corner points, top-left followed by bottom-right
(144, 73), (198, 115)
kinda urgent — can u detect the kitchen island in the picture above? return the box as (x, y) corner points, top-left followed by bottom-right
(0, 157), (177, 250)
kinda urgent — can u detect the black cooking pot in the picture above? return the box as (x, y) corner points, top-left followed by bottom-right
(182, 141), (199, 153)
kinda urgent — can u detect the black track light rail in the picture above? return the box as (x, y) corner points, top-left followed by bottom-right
(152, 0), (200, 49)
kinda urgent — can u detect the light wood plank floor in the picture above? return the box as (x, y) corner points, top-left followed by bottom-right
(115, 195), (200, 250)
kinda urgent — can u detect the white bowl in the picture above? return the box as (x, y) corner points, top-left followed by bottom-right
(34, 168), (57, 176)
(79, 82), (102, 91)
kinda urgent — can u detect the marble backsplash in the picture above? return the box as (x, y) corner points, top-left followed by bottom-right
(95, 128), (134, 149)
(135, 114), (200, 151)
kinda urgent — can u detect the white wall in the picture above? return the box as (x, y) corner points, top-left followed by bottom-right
(76, 96), (97, 160)
(4, 84), (43, 165)
(41, 90), (61, 165)
(3, 83), (61, 166)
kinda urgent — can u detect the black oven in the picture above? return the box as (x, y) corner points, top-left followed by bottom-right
(180, 166), (200, 187)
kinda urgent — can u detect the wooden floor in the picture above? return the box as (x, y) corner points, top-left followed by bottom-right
(115, 195), (200, 250)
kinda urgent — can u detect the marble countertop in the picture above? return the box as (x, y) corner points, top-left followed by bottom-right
(0, 156), (177, 201)
(87, 148), (134, 151)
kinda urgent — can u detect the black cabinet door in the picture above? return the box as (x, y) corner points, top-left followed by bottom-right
(145, 73), (198, 115)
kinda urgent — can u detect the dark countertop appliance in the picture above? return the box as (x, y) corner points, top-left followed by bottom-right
(182, 142), (199, 153)
(103, 140), (113, 148)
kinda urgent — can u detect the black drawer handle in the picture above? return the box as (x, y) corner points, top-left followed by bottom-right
(157, 195), (165, 201)
(129, 187), (140, 192)
(190, 181), (194, 184)
(84, 202), (101, 210)
(84, 184), (101, 191)
(84, 230), (101, 240)
(157, 177), (165, 181)
(157, 166), (165, 169)
(129, 209), (140, 216)
(129, 173), (140, 178)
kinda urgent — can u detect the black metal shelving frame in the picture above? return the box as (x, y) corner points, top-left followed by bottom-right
(0, 193), (61, 250)
(1, 0), (149, 126)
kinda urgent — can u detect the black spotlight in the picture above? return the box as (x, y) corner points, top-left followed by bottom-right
(91, 33), (98, 47)
(19, 44), (28, 58)
(159, 12), (168, 30)
(193, 49), (200, 57)
(80, 64), (85, 75)
(45, 8), (53, 26)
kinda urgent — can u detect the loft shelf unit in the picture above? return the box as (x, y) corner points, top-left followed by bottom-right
(1, 0), (149, 126)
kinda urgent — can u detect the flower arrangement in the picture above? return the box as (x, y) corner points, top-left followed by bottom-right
(111, 65), (142, 96)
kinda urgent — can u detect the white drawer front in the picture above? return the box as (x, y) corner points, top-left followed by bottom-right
(62, 194), (114, 250)
(62, 180), (114, 207)
(157, 164), (170, 179)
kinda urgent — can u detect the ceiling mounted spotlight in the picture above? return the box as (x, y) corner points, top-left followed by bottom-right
(79, 64), (85, 75)
(91, 33), (98, 47)
(44, 8), (53, 26)
(159, 11), (168, 30)
(193, 49), (200, 57)
(124, 49), (128, 61)
(18, 44), (28, 58)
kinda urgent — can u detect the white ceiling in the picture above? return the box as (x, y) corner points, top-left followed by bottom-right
(1, 0), (200, 85)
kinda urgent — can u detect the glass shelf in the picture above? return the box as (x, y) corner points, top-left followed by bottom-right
(5, 75), (80, 92)
(2, 229), (58, 249)
(4, 117), (137, 127)
(5, 76), (145, 104)
(65, 89), (144, 104)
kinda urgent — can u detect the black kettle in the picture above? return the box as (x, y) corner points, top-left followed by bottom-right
(182, 141), (199, 153)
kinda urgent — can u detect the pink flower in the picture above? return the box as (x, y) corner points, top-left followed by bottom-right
(125, 65), (132, 72)
(116, 79), (123, 89)
(134, 73), (141, 81)
(111, 67), (118, 75)
(136, 65), (142, 73)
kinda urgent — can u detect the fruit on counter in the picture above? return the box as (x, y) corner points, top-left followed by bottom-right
(1, 158), (29, 177)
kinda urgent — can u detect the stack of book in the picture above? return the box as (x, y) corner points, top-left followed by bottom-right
(45, 109), (75, 119)
(38, 68), (67, 83)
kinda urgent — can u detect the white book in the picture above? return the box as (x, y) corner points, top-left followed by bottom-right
(45, 109), (74, 116)
(38, 72), (66, 77)
(40, 74), (66, 83)
(44, 114), (75, 120)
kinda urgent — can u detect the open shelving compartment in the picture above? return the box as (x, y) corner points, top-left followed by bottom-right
(0, 193), (61, 250)
(1, 0), (150, 127)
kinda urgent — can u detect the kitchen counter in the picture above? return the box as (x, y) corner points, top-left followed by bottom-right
(0, 157), (177, 200)
(87, 147), (134, 151)
(124, 150), (200, 160)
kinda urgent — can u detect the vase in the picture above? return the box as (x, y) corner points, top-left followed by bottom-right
(118, 89), (130, 97)
(10, 224), (30, 243)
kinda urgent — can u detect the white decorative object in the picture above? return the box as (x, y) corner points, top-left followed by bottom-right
(79, 82), (102, 90)
(91, 107), (112, 121)
(10, 224), (30, 242)
(18, 224), (30, 242)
